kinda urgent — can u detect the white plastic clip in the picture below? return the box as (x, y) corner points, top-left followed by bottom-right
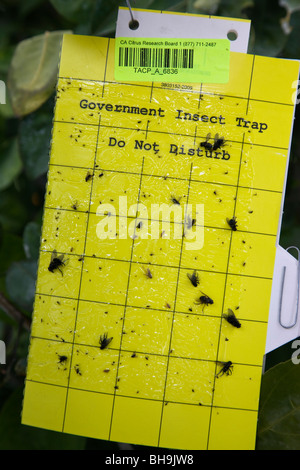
(278, 246), (300, 329)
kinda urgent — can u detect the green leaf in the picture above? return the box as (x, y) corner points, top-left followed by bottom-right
(0, 186), (29, 234)
(5, 260), (37, 312)
(92, 4), (121, 37)
(0, 231), (24, 277)
(0, 387), (86, 449)
(188, 0), (221, 14)
(74, 0), (120, 36)
(281, 10), (300, 57)
(0, 91), (15, 119)
(246, 0), (288, 56)
(216, 0), (254, 18)
(0, 138), (23, 191)
(279, 0), (300, 14)
(19, 0), (48, 17)
(50, 0), (98, 24)
(279, 0), (300, 34)
(19, 97), (53, 179)
(8, 30), (71, 117)
(0, 229), (25, 322)
(23, 221), (41, 261)
(256, 359), (300, 450)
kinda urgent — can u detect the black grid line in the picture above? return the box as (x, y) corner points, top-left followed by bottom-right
(206, 133), (247, 449)
(246, 55), (255, 115)
(150, 81), (154, 102)
(41, 205), (280, 238)
(24, 377), (261, 414)
(60, 112), (102, 432)
(28, 334), (268, 367)
(108, 155), (145, 440)
(33, 289), (271, 324)
(206, 59), (255, 449)
(101, 38), (111, 98)
(46, 163), (285, 193)
(36, 248), (275, 281)
(157, 162), (194, 446)
(193, 125), (198, 146)
(197, 83), (203, 109)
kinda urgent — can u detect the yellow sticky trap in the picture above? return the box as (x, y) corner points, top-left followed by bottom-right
(21, 33), (300, 450)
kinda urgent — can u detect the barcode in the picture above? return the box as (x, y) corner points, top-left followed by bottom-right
(118, 47), (194, 69)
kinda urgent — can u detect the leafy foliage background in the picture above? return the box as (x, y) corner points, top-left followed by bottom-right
(1, 0), (300, 450)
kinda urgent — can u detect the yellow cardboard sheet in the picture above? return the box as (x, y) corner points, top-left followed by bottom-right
(21, 33), (300, 450)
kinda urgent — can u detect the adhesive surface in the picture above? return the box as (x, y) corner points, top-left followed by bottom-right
(21, 34), (299, 450)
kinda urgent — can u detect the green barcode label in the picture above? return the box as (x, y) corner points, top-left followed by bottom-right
(115, 38), (230, 84)
(118, 46), (195, 69)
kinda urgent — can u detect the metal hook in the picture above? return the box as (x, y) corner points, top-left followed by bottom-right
(125, 0), (139, 30)
(278, 246), (300, 329)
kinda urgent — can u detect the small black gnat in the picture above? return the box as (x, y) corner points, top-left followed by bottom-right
(85, 171), (93, 182)
(48, 250), (67, 276)
(170, 195), (181, 205)
(99, 333), (113, 350)
(143, 266), (153, 279)
(216, 360), (233, 377)
(74, 364), (82, 375)
(187, 270), (200, 287)
(185, 215), (196, 229)
(226, 216), (238, 231)
(223, 308), (241, 328)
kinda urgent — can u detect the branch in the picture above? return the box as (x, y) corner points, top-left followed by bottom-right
(0, 292), (31, 332)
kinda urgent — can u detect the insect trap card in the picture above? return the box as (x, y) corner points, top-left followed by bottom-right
(21, 9), (300, 450)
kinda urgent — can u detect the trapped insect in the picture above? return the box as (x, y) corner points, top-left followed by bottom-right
(185, 214), (196, 229)
(223, 308), (241, 328)
(216, 360), (233, 377)
(195, 292), (214, 312)
(187, 270), (200, 287)
(74, 365), (82, 375)
(85, 171), (93, 182)
(143, 266), (153, 279)
(171, 195), (181, 205)
(48, 250), (67, 276)
(57, 355), (68, 364)
(227, 216), (238, 231)
(200, 133), (213, 151)
(213, 133), (226, 150)
(99, 333), (113, 350)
